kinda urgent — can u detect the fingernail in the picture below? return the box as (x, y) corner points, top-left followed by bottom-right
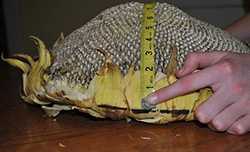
(146, 93), (158, 104)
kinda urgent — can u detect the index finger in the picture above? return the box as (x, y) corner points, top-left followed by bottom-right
(146, 65), (220, 104)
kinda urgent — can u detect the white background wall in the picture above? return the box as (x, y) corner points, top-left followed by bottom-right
(3, 0), (250, 56)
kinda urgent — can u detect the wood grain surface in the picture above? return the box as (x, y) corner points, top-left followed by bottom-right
(0, 61), (250, 152)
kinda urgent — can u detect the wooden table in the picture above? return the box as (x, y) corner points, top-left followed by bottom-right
(1, 61), (250, 152)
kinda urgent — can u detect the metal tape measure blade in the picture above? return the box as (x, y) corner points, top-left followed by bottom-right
(140, 3), (156, 109)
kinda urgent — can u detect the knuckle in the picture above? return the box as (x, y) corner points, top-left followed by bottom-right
(217, 60), (236, 76)
(231, 82), (246, 96)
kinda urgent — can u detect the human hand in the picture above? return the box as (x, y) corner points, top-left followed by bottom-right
(146, 51), (250, 135)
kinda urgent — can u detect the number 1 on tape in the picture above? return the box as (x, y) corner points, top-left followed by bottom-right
(140, 2), (156, 109)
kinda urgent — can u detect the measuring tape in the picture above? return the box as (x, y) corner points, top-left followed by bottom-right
(140, 2), (156, 109)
